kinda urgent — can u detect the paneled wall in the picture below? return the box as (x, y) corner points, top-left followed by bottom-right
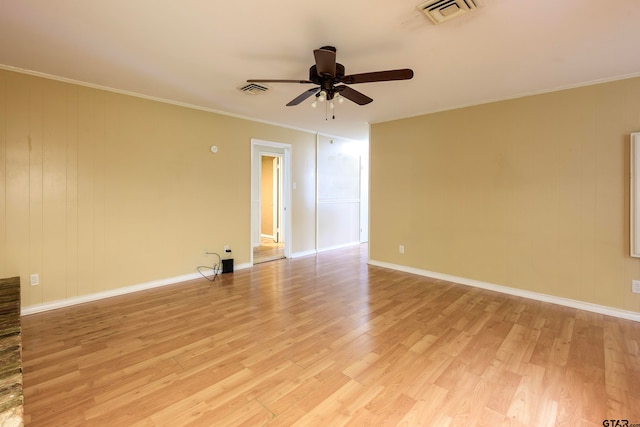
(0, 69), (317, 308)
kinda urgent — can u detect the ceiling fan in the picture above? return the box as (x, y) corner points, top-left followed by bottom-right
(247, 46), (414, 107)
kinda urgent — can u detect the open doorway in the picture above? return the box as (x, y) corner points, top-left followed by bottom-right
(251, 139), (292, 265)
(256, 154), (284, 263)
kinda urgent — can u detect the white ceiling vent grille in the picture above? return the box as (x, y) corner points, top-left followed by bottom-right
(417, 0), (478, 24)
(238, 83), (269, 95)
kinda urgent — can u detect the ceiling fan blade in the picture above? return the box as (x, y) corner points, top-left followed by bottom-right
(335, 85), (373, 105)
(286, 87), (320, 106)
(342, 69), (414, 84)
(314, 47), (337, 78)
(247, 79), (312, 84)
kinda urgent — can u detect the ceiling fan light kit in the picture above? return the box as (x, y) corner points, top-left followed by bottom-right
(247, 46), (413, 119)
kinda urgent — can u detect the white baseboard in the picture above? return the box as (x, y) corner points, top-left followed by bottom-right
(235, 262), (252, 271)
(316, 241), (362, 254)
(21, 262), (253, 316)
(290, 242), (363, 259)
(368, 259), (640, 323)
(290, 249), (317, 259)
(26, 257), (637, 322)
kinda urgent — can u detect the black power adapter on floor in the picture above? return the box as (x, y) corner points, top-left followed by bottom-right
(222, 259), (233, 273)
(222, 247), (233, 274)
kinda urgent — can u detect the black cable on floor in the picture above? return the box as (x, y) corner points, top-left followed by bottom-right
(197, 252), (222, 282)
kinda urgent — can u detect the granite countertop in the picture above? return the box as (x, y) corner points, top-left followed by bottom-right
(0, 277), (23, 427)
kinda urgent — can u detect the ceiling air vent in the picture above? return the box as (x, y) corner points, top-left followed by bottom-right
(238, 83), (269, 95)
(417, 0), (478, 24)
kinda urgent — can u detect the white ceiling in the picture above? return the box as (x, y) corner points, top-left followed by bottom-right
(1, 0), (639, 141)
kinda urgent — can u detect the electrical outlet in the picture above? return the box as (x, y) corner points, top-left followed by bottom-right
(633, 280), (640, 294)
(30, 274), (39, 286)
(399, 245), (405, 254)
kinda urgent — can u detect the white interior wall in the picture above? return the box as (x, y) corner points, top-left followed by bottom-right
(317, 136), (367, 251)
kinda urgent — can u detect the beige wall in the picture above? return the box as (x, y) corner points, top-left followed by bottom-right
(0, 69), (316, 308)
(370, 77), (640, 313)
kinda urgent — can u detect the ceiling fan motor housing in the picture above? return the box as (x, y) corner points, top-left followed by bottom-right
(309, 63), (345, 87)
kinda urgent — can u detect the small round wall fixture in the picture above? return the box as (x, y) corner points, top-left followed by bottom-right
(210, 145), (218, 153)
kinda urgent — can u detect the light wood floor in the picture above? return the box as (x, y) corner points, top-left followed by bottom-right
(21, 244), (640, 426)
(254, 237), (285, 264)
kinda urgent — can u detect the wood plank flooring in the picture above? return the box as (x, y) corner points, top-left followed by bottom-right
(20, 244), (640, 426)
(253, 237), (285, 264)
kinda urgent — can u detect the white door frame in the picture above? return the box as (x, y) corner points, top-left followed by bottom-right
(251, 139), (292, 263)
